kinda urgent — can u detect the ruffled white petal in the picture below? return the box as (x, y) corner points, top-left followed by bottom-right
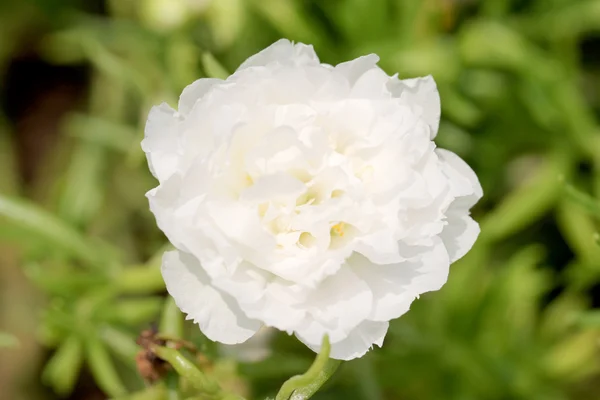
(437, 148), (483, 209)
(440, 214), (480, 263)
(350, 67), (392, 99)
(147, 175), (188, 251)
(178, 78), (222, 115)
(237, 39), (320, 71)
(294, 267), (372, 345)
(389, 75), (441, 139)
(300, 320), (389, 361)
(354, 230), (403, 264)
(351, 239), (450, 322)
(162, 250), (262, 344)
(436, 148), (482, 262)
(334, 54), (380, 85)
(241, 173), (306, 205)
(226, 278), (308, 332)
(142, 103), (181, 182)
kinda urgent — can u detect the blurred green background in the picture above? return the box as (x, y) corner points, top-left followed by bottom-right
(1, 0), (600, 399)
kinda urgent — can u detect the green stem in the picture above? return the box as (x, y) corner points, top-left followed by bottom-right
(160, 297), (184, 338)
(165, 371), (182, 400)
(152, 346), (221, 396)
(114, 385), (166, 400)
(275, 336), (342, 400)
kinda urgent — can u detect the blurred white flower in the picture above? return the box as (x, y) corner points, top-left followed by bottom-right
(219, 326), (275, 363)
(206, 0), (245, 49)
(143, 39), (482, 360)
(142, 0), (211, 31)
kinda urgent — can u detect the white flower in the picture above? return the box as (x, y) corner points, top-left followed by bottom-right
(142, 0), (211, 31)
(219, 326), (275, 363)
(143, 39), (482, 360)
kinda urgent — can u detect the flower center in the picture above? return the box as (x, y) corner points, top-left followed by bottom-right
(330, 222), (346, 237)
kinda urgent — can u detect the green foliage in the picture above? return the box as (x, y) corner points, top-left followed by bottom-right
(1, 0), (600, 399)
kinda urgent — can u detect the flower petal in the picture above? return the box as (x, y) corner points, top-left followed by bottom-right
(237, 39), (319, 70)
(142, 103), (180, 182)
(294, 267), (372, 345)
(227, 276), (308, 332)
(241, 173), (306, 205)
(354, 230), (403, 264)
(334, 54), (380, 85)
(436, 148), (482, 261)
(437, 148), (483, 210)
(299, 320), (389, 361)
(389, 75), (440, 139)
(350, 67), (391, 99)
(178, 78), (223, 115)
(440, 214), (480, 263)
(162, 250), (262, 344)
(351, 239), (450, 322)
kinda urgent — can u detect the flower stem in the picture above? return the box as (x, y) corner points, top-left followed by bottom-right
(152, 345), (221, 395)
(114, 385), (166, 400)
(165, 371), (182, 400)
(275, 336), (342, 400)
(160, 297), (184, 338)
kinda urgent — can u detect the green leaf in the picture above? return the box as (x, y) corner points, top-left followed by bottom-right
(103, 297), (163, 326)
(202, 52), (230, 80)
(526, 1), (600, 40)
(0, 195), (107, 268)
(168, 35), (201, 91)
(480, 153), (570, 242)
(99, 326), (139, 366)
(86, 337), (128, 397)
(116, 266), (165, 294)
(66, 113), (137, 153)
(58, 142), (106, 227)
(42, 335), (84, 396)
(459, 20), (556, 79)
(247, 0), (326, 48)
(557, 201), (600, 265)
(563, 182), (600, 219)
(544, 330), (600, 381)
(24, 263), (106, 295)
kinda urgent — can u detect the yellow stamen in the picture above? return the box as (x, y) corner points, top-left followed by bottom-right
(331, 222), (345, 237)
